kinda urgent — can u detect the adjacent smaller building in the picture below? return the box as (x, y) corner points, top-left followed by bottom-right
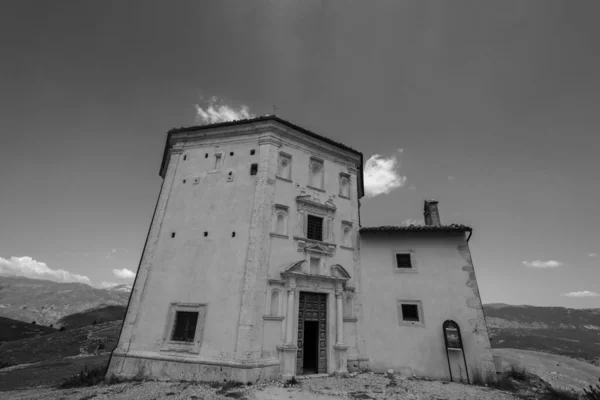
(358, 200), (496, 382)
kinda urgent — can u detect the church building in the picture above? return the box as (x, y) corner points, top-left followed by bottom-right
(107, 116), (496, 383)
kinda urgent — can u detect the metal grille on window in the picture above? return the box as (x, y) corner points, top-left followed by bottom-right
(396, 253), (412, 268)
(171, 311), (199, 342)
(306, 215), (323, 241)
(401, 304), (419, 321)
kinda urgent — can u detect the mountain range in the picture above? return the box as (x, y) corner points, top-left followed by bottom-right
(2, 276), (600, 369)
(0, 276), (129, 327)
(484, 303), (600, 365)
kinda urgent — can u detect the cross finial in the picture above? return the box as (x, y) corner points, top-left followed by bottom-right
(272, 105), (278, 116)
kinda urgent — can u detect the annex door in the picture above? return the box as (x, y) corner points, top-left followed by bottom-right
(296, 292), (327, 375)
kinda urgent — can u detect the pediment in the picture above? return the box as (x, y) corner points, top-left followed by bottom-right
(304, 243), (331, 254)
(282, 260), (306, 273)
(330, 264), (351, 279)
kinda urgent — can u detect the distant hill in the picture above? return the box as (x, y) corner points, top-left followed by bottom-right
(483, 303), (600, 365)
(57, 305), (126, 329)
(0, 316), (57, 342)
(0, 276), (129, 326)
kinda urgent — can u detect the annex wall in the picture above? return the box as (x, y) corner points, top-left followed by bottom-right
(359, 232), (496, 381)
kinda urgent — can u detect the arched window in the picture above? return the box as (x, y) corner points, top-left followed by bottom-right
(343, 227), (351, 247)
(277, 153), (292, 180)
(344, 295), (353, 318)
(276, 213), (286, 235)
(272, 205), (289, 236)
(270, 290), (280, 316)
(309, 159), (324, 189)
(339, 175), (351, 198)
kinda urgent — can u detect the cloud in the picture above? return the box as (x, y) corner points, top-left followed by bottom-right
(105, 248), (117, 260)
(113, 268), (135, 279)
(401, 219), (424, 226)
(195, 96), (255, 125)
(561, 291), (600, 297)
(522, 260), (562, 268)
(363, 153), (407, 198)
(448, 176), (456, 181)
(0, 256), (91, 284)
(407, 185), (416, 191)
(589, 253), (598, 258)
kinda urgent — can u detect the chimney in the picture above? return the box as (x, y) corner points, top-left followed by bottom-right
(424, 200), (441, 226)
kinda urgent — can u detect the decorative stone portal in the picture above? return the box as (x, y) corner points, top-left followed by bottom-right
(277, 260), (351, 378)
(297, 292), (327, 375)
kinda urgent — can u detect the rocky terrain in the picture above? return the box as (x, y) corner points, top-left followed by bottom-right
(0, 276), (129, 326)
(484, 303), (600, 365)
(2, 371), (526, 400)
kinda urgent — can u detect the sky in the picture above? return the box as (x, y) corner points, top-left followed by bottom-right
(1, 0), (599, 308)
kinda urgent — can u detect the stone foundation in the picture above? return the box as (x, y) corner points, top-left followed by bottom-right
(108, 351), (280, 384)
(347, 357), (370, 373)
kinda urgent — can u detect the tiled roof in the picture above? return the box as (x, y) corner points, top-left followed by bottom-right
(167, 115), (362, 155)
(359, 224), (472, 233)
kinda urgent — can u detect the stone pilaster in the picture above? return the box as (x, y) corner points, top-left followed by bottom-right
(333, 283), (349, 375)
(234, 134), (281, 362)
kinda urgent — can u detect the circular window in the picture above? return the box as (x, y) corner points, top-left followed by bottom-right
(312, 164), (321, 174)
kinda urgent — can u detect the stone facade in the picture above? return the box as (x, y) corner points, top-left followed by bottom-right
(107, 116), (494, 383)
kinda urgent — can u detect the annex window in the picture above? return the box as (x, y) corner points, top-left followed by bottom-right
(171, 311), (199, 342)
(339, 173), (351, 198)
(397, 300), (424, 326)
(277, 153), (292, 180)
(309, 158), (324, 189)
(306, 215), (324, 241)
(396, 253), (412, 269)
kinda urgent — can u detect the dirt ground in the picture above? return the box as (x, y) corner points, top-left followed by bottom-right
(0, 371), (523, 400)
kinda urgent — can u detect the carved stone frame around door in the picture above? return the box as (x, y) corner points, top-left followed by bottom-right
(277, 262), (351, 378)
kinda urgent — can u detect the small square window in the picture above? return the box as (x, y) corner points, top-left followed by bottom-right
(401, 304), (419, 322)
(171, 311), (199, 342)
(250, 149), (256, 155)
(396, 254), (412, 268)
(230, 152), (234, 156)
(307, 215), (323, 241)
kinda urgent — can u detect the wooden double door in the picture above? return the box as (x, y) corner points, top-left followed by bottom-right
(296, 292), (327, 375)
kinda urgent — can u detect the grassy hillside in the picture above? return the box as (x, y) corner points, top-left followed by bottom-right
(492, 348), (600, 393)
(0, 320), (121, 390)
(57, 305), (126, 329)
(0, 316), (57, 342)
(484, 303), (600, 365)
(0, 276), (129, 326)
(0, 320), (122, 368)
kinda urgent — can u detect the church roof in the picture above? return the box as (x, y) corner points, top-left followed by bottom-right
(359, 224), (472, 233)
(167, 115), (361, 155)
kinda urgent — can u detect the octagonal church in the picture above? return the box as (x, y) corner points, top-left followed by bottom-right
(107, 116), (496, 383)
